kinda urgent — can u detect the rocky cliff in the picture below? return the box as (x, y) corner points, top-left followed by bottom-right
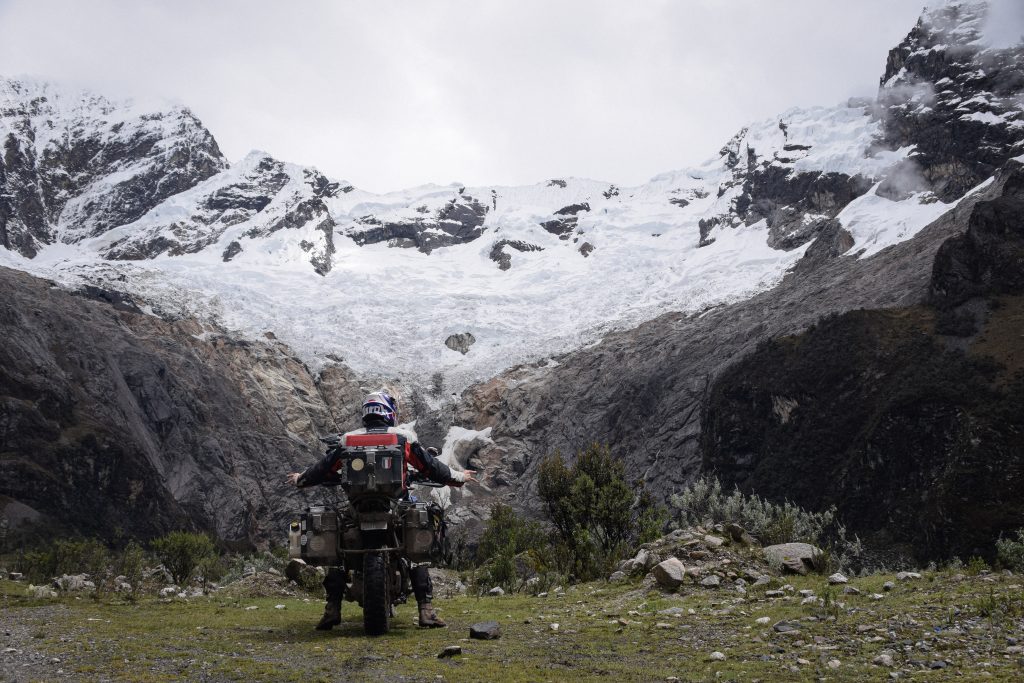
(0, 266), (369, 545)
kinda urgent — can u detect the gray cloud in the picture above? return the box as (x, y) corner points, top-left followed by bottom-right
(0, 0), (926, 192)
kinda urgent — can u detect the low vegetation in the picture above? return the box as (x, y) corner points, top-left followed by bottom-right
(472, 443), (668, 592)
(669, 476), (865, 572)
(2, 567), (1022, 682)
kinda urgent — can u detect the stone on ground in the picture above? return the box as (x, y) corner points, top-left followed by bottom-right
(469, 621), (502, 640)
(651, 558), (687, 589)
(762, 543), (821, 575)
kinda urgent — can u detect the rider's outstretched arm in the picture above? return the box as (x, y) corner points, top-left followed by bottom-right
(295, 450), (341, 488)
(408, 442), (466, 487)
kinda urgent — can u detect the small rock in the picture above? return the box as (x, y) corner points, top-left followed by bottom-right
(655, 622), (673, 629)
(9, 572), (23, 581)
(871, 593), (885, 600)
(843, 586), (861, 595)
(828, 572), (848, 584)
(755, 616), (771, 625)
(797, 658), (811, 665)
(469, 621), (502, 640)
(773, 621), (801, 634)
(28, 585), (57, 599)
(658, 606), (685, 616)
(704, 535), (726, 548)
(242, 565), (256, 578)
(549, 623), (559, 632)
(487, 586), (505, 596)
(883, 581), (895, 591)
(609, 571), (627, 583)
(438, 645), (462, 659)
(158, 586), (180, 598)
(700, 575), (721, 588)
(274, 604), (285, 610)
(765, 590), (785, 598)
(798, 589), (815, 597)
(245, 605), (258, 611)
(827, 659), (841, 669)
(709, 651), (726, 661)
(929, 660), (947, 670)
(873, 654), (895, 667)
(753, 575), (771, 587)
(896, 572), (921, 581)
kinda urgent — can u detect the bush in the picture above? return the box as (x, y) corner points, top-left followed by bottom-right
(538, 444), (667, 581)
(150, 532), (217, 585)
(669, 476), (864, 572)
(116, 541), (146, 594)
(20, 538), (110, 584)
(996, 529), (1024, 572)
(474, 503), (548, 593)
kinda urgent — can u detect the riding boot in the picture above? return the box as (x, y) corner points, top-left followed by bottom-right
(417, 601), (446, 628)
(411, 564), (445, 627)
(316, 600), (342, 630)
(316, 566), (345, 630)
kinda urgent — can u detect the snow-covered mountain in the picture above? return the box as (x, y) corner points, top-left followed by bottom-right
(1, 0), (1022, 393)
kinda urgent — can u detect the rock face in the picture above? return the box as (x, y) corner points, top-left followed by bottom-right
(701, 163), (1024, 560)
(489, 239), (543, 271)
(102, 152), (338, 275)
(0, 266), (365, 545)
(878, 0), (1024, 201)
(0, 78), (227, 257)
(349, 193), (489, 254)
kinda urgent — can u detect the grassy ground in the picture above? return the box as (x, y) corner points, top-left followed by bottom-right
(1, 570), (1022, 682)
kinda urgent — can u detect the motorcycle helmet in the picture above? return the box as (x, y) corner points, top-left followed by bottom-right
(362, 390), (399, 427)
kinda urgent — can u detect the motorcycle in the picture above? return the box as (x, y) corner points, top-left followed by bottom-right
(287, 434), (448, 636)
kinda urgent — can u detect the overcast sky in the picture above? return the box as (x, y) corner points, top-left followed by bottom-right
(0, 0), (930, 192)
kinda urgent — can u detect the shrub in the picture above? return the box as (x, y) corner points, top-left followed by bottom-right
(20, 538), (110, 584)
(116, 541), (146, 594)
(669, 476), (864, 571)
(475, 503), (548, 593)
(538, 444), (667, 581)
(150, 531), (217, 585)
(996, 529), (1024, 572)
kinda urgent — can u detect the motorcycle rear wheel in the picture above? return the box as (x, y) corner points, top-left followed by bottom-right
(363, 551), (390, 636)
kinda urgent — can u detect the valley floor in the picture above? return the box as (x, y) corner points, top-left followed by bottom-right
(1, 571), (1022, 682)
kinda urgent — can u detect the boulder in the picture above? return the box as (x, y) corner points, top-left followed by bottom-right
(487, 586), (505, 596)
(651, 558), (687, 589)
(828, 572), (848, 584)
(700, 575), (721, 588)
(53, 574), (92, 592)
(438, 645), (462, 658)
(609, 571), (627, 583)
(470, 621), (502, 640)
(724, 523), (757, 546)
(445, 333), (477, 355)
(763, 543), (821, 575)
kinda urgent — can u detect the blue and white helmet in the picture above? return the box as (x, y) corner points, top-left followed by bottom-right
(362, 390), (399, 427)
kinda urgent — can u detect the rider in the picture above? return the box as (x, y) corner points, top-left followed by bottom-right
(287, 390), (472, 630)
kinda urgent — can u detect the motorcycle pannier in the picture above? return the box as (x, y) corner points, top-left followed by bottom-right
(402, 502), (442, 564)
(288, 506), (339, 566)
